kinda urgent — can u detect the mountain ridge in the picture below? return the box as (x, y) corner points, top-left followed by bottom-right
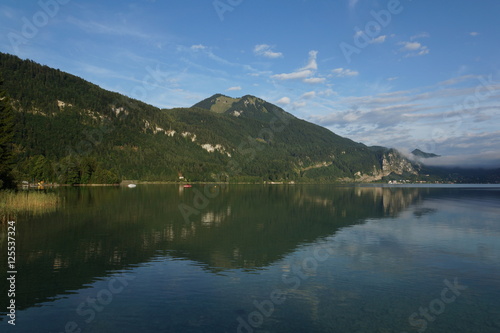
(3, 52), (495, 184)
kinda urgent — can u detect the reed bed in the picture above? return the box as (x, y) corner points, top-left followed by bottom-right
(0, 190), (60, 223)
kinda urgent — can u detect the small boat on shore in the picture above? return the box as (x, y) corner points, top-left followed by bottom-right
(128, 184), (137, 188)
(183, 184), (192, 188)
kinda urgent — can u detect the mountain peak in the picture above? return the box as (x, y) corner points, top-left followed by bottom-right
(192, 94), (239, 113)
(192, 93), (295, 122)
(412, 149), (441, 158)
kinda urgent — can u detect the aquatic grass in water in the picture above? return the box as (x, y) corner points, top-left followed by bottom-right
(0, 190), (60, 222)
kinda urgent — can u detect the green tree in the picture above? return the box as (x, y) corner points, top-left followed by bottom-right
(90, 167), (120, 184)
(0, 74), (15, 189)
(56, 156), (80, 185)
(29, 155), (54, 182)
(79, 156), (98, 184)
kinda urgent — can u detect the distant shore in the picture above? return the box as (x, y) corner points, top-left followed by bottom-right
(16, 180), (493, 188)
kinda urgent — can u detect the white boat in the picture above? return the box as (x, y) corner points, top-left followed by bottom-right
(127, 184), (137, 188)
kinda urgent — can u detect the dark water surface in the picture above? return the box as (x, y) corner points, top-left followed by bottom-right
(1, 184), (499, 332)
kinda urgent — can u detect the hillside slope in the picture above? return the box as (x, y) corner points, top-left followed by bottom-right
(0, 52), (418, 184)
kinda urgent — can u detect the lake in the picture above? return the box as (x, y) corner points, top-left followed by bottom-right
(1, 184), (500, 332)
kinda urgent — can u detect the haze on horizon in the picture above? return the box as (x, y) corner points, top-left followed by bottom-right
(0, 0), (499, 168)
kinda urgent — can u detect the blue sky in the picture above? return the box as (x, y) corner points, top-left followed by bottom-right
(1, 0), (499, 167)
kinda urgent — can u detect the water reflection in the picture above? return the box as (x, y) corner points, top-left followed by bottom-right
(1, 185), (499, 324)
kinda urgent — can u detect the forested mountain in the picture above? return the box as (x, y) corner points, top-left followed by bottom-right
(0, 52), (449, 184)
(0, 74), (15, 188)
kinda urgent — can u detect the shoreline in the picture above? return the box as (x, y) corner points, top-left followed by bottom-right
(12, 180), (500, 190)
(14, 181), (499, 189)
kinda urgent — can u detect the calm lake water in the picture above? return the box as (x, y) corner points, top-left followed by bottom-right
(1, 184), (500, 333)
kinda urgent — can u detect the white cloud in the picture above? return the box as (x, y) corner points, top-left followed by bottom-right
(301, 91), (316, 99)
(331, 68), (359, 77)
(303, 77), (326, 84)
(276, 97), (291, 105)
(271, 50), (319, 81)
(306, 78), (500, 168)
(468, 32), (479, 37)
(247, 70), (272, 77)
(226, 86), (242, 91)
(318, 89), (337, 97)
(254, 44), (283, 58)
(272, 69), (312, 80)
(410, 32), (430, 40)
(416, 48), (429, 56)
(349, 0), (359, 9)
(302, 50), (318, 70)
(387, 77), (399, 81)
(191, 44), (207, 50)
(293, 101), (307, 108)
(343, 112), (361, 122)
(438, 75), (479, 86)
(370, 35), (387, 44)
(401, 42), (422, 51)
(67, 16), (151, 40)
(399, 41), (429, 57)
